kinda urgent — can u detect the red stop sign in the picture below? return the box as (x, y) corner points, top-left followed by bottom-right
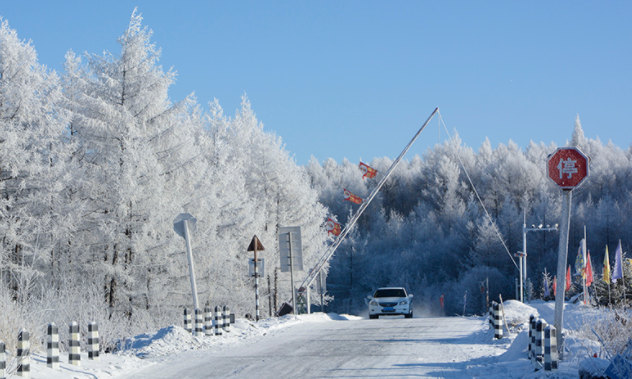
(547, 147), (590, 189)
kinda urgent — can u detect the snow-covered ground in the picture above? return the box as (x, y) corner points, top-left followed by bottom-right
(9, 301), (613, 378)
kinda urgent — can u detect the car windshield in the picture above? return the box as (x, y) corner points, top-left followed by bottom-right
(374, 289), (406, 298)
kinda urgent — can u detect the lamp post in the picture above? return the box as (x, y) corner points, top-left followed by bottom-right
(523, 211), (558, 302)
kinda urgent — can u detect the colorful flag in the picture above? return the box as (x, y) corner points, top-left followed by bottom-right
(544, 277), (550, 297)
(343, 189), (363, 204)
(603, 246), (611, 283)
(566, 265), (571, 291)
(325, 218), (341, 236)
(359, 162), (378, 179)
(575, 239), (586, 276)
(553, 276), (557, 296)
(585, 251), (594, 287)
(612, 240), (623, 283)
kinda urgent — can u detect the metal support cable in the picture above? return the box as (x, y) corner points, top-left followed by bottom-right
(437, 111), (519, 270)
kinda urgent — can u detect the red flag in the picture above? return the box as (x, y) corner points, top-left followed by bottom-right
(553, 276), (557, 296)
(359, 162), (377, 179)
(439, 294), (444, 309)
(343, 189), (363, 204)
(325, 218), (341, 236)
(585, 251), (594, 287)
(565, 265), (571, 291)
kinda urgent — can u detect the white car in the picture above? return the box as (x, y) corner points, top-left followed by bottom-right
(367, 287), (413, 319)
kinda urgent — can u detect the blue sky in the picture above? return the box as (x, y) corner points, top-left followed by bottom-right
(2, 1), (631, 165)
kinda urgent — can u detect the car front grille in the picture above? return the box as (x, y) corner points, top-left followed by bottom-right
(379, 302), (397, 307)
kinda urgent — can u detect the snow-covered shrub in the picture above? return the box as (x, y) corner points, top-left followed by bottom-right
(581, 306), (632, 359)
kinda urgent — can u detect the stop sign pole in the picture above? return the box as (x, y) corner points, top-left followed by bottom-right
(547, 147), (589, 358)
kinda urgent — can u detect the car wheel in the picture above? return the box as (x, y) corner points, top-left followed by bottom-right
(405, 312), (413, 318)
(369, 314), (378, 319)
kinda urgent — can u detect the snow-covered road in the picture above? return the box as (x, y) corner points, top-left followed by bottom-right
(120, 316), (502, 379)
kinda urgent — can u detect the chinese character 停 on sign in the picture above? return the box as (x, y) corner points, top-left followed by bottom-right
(557, 158), (578, 179)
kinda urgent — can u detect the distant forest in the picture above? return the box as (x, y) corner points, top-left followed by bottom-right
(306, 122), (632, 316)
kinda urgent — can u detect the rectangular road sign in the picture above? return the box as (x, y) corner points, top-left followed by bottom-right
(279, 226), (303, 272)
(248, 258), (265, 277)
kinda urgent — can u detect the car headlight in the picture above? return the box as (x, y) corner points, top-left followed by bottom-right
(369, 300), (378, 306)
(399, 300), (408, 305)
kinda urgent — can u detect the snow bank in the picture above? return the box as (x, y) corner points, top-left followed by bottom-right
(501, 300), (539, 327)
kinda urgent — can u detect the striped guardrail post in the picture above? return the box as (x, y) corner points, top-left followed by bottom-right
(528, 315), (536, 361)
(47, 323), (60, 370)
(214, 306), (223, 336)
(534, 319), (546, 370)
(184, 308), (192, 333)
(488, 305), (493, 326)
(17, 329), (30, 377)
(194, 309), (203, 337)
(69, 321), (81, 366)
(204, 307), (213, 336)
(223, 306), (230, 332)
(88, 322), (99, 361)
(492, 302), (503, 339)
(544, 324), (558, 371)
(0, 340), (6, 379)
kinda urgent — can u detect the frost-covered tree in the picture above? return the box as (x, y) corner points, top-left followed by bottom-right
(0, 19), (71, 302)
(62, 9), (198, 315)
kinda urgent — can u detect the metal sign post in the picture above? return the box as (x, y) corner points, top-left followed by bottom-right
(547, 147), (589, 357)
(174, 213), (199, 311)
(279, 226), (303, 315)
(248, 236), (265, 321)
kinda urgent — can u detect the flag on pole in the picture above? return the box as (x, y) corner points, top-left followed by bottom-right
(359, 162), (378, 179)
(585, 251), (594, 287)
(325, 218), (341, 236)
(575, 239), (586, 277)
(566, 265), (571, 291)
(544, 277), (550, 297)
(553, 276), (557, 296)
(612, 240), (624, 283)
(343, 189), (363, 204)
(603, 246), (611, 283)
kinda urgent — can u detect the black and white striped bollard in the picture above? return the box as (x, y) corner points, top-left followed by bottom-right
(69, 322), (81, 366)
(528, 315), (536, 361)
(17, 329), (30, 377)
(223, 306), (230, 332)
(544, 324), (558, 371)
(88, 322), (99, 361)
(535, 319), (547, 370)
(492, 302), (503, 339)
(47, 323), (60, 369)
(0, 340), (6, 379)
(184, 308), (192, 332)
(195, 309), (204, 337)
(489, 305), (493, 326)
(204, 307), (213, 336)
(214, 306), (223, 335)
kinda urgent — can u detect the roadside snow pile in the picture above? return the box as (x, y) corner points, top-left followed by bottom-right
(502, 300), (539, 327)
(117, 313), (358, 359)
(119, 326), (204, 358)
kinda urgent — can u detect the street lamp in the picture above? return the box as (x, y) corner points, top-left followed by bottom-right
(522, 211), (558, 303)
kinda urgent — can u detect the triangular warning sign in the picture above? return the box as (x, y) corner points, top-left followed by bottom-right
(247, 235), (265, 252)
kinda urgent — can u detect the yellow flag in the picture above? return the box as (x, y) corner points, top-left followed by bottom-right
(603, 246), (611, 283)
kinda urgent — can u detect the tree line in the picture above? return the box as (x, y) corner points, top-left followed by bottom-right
(306, 118), (632, 315)
(0, 10), (327, 345)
